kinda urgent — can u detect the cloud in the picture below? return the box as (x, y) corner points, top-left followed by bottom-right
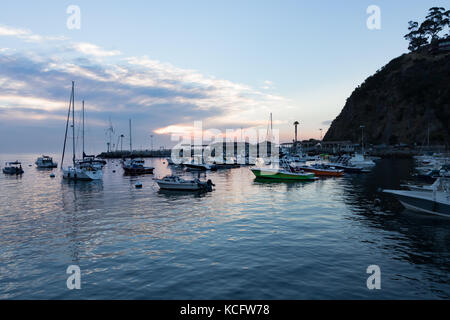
(0, 24), (290, 152)
(71, 42), (121, 57)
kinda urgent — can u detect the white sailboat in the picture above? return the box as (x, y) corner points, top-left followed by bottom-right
(61, 82), (103, 181)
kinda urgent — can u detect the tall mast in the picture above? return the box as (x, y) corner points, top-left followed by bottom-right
(72, 81), (76, 166)
(82, 100), (85, 157)
(129, 118), (132, 153)
(61, 82), (73, 168)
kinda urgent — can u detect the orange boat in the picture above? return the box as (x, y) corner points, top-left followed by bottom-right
(291, 164), (344, 177)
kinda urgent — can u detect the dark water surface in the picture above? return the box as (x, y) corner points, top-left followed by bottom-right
(0, 154), (449, 299)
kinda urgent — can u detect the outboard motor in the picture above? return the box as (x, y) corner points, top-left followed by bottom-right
(206, 179), (214, 192)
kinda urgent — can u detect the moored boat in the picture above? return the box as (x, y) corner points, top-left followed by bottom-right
(3, 161), (24, 175)
(155, 175), (214, 191)
(251, 167), (316, 180)
(35, 156), (58, 168)
(123, 158), (154, 175)
(383, 178), (450, 217)
(291, 164), (344, 177)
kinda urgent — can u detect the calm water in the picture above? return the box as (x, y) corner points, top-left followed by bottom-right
(0, 154), (449, 299)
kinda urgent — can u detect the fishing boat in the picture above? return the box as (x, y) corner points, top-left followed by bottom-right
(251, 167), (316, 180)
(291, 164), (344, 177)
(383, 179), (450, 217)
(123, 158), (154, 175)
(3, 161), (24, 175)
(35, 156), (58, 168)
(61, 82), (103, 181)
(155, 175), (214, 191)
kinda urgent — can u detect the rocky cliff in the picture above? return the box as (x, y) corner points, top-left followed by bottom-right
(323, 51), (450, 146)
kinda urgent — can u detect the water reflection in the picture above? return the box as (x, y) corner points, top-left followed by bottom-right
(0, 154), (448, 299)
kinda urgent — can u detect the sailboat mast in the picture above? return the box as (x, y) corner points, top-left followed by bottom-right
(72, 81), (76, 166)
(61, 82), (73, 168)
(129, 118), (132, 153)
(82, 100), (85, 157)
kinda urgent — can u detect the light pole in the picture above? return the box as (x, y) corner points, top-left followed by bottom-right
(150, 134), (154, 151)
(294, 121), (299, 143)
(360, 125), (365, 153)
(319, 128), (323, 141)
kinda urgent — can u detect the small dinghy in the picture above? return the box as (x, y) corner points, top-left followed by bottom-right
(155, 175), (214, 192)
(3, 161), (24, 175)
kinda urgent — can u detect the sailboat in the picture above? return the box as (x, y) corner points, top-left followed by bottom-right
(61, 82), (103, 181)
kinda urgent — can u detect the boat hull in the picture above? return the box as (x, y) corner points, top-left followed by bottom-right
(63, 168), (103, 181)
(383, 189), (450, 217)
(156, 181), (203, 191)
(251, 169), (316, 180)
(2, 168), (24, 175)
(295, 167), (344, 177)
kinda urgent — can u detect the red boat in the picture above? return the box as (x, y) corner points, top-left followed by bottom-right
(290, 164), (344, 177)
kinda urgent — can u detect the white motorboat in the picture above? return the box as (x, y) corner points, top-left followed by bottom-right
(383, 178), (450, 217)
(35, 156), (58, 168)
(347, 153), (376, 168)
(155, 176), (214, 191)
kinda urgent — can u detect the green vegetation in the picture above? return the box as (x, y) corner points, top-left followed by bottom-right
(404, 7), (450, 51)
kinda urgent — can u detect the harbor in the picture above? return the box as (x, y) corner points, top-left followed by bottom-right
(0, 150), (449, 299)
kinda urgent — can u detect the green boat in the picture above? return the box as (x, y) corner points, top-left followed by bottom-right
(251, 168), (316, 180)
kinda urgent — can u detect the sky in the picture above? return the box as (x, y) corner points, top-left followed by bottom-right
(0, 0), (447, 154)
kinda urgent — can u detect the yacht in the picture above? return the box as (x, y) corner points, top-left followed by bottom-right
(35, 156), (58, 168)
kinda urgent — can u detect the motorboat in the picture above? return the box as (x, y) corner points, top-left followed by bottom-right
(155, 175), (214, 192)
(383, 178), (450, 217)
(35, 156), (58, 168)
(3, 161), (24, 175)
(251, 167), (316, 180)
(347, 153), (376, 168)
(291, 164), (344, 177)
(123, 158), (154, 175)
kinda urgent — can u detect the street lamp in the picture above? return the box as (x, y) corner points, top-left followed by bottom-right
(319, 128), (323, 141)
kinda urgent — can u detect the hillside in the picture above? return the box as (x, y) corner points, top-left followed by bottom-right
(323, 50), (450, 146)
